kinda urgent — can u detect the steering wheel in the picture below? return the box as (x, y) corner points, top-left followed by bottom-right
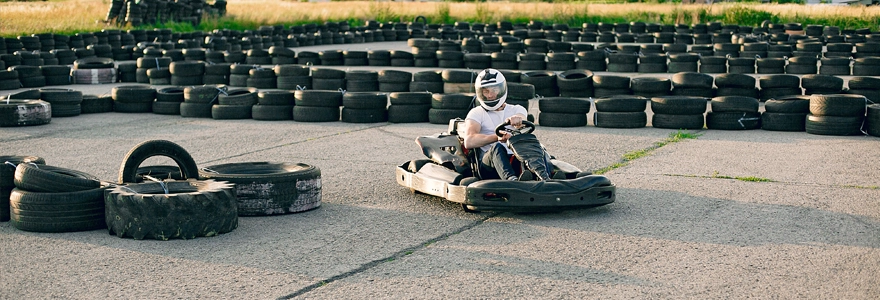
(495, 120), (535, 137)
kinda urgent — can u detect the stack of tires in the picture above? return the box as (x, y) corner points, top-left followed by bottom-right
(593, 95), (648, 128)
(377, 70), (411, 93)
(11, 65), (45, 88)
(270, 46), (296, 64)
(253, 90), (294, 121)
(463, 53), (492, 70)
(668, 53), (699, 73)
(846, 77), (880, 104)
(40, 65), (72, 86)
(650, 96), (707, 130)
(112, 85), (155, 113)
(671, 72), (714, 98)
(345, 70), (379, 92)
(247, 68), (276, 89)
(311, 68), (345, 91)
(8, 162), (106, 233)
(410, 70), (443, 93)
(637, 54), (667, 73)
(429, 93), (471, 124)
(759, 75), (802, 101)
(275, 64), (310, 90)
(557, 69), (593, 98)
(607, 52), (638, 73)
(116, 61), (137, 83)
(576, 50), (606, 71)
(136, 55), (171, 84)
(212, 88), (257, 120)
(785, 56), (818, 75)
(389, 50), (414, 67)
(506, 82), (535, 110)
(40, 88), (83, 117)
(181, 85), (225, 118)
(408, 39), (438, 68)
(341, 92), (388, 123)
(0, 156), (44, 222)
(756, 57), (786, 74)
(490, 52), (518, 70)
(806, 94), (867, 136)
(388, 92), (431, 123)
(294, 90), (342, 122)
(439, 70), (474, 94)
(518, 53), (546, 70)
(0, 69), (19, 91)
(538, 97), (590, 127)
(169, 60), (204, 86)
(108, 140), (238, 240)
(368, 50), (391, 66)
(295, 51), (320, 66)
(436, 50), (463, 68)
(228, 64), (256, 87)
(714, 73), (758, 98)
(762, 95), (810, 132)
(819, 57), (851, 76)
(246, 48), (272, 65)
(521, 71), (558, 97)
(727, 57), (756, 74)
(592, 75), (631, 98)
(203, 62), (230, 85)
(152, 86), (184, 115)
(852, 57), (880, 76)
(706, 96), (761, 130)
(546, 52), (576, 71)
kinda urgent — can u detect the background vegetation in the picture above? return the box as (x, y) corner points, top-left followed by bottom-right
(0, 0), (878, 38)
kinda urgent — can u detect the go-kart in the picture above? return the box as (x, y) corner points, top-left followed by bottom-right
(396, 118), (616, 212)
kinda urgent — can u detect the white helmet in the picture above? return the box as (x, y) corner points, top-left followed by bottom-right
(474, 68), (508, 111)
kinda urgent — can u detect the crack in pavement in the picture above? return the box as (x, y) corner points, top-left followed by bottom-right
(276, 211), (501, 299)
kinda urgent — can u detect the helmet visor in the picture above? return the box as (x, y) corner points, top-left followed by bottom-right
(476, 81), (507, 106)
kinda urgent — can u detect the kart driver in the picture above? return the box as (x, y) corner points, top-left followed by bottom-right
(463, 68), (528, 181)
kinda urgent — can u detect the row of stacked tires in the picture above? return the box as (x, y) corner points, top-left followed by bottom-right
(0, 140), (321, 240)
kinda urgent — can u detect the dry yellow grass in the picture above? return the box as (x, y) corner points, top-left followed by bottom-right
(1, 0), (878, 37)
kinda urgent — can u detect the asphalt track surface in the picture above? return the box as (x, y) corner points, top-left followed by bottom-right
(1, 41), (878, 299)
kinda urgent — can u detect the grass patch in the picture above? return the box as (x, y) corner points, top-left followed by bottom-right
(594, 129), (701, 175)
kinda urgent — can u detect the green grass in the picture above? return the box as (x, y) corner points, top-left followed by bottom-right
(594, 129), (701, 175)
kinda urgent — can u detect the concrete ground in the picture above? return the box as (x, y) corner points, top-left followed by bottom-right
(0, 41), (878, 299)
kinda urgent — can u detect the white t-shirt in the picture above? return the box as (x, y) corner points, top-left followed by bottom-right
(465, 103), (528, 154)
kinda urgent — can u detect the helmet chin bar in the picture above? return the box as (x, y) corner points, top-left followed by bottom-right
(480, 94), (507, 111)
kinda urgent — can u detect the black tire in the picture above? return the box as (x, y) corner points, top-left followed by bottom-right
(802, 74), (844, 91)
(104, 180), (238, 240)
(293, 106), (340, 122)
(441, 70), (477, 83)
(594, 95), (647, 112)
(169, 61), (205, 76)
(805, 114), (865, 136)
(651, 96), (708, 115)
(759, 75), (801, 89)
(538, 112), (587, 127)
(112, 85), (156, 103)
(710, 96), (759, 113)
(848, 77), (880, 90)
(388, 104), (430, 123)
(73, 57), (114, 69)
(865, 104), (880, 137)
(218, 88), (258, 106)
(51, 103), (82, 117)
(341, 107), (387, 123)
(593, 111), (647, 128)
(343, 92), (388, 109)
(389, 92), (431, 105)
(274, 64), (310, 77)
(184, 85), (226, 103)
(428, 108), (468, 124)
(652, 113), (705, 129)
(706, 112), (762, 130)
(592, 75), (630, 89)
(760, 87), (803, 101)
(9, 187), (106, 232)
(198, 162), (322, 215)
(538, 97), (591, 114)
(761, 112), (807, 131)
(0, 156), (45, 188)
(0, 100), (51, 127)
(80, 95), (113, 114)
(378, 70), (413, 83)
(431, 93), (474, 109)
(714, 73), (756, 89)
(40, 88), (83, 105)
(630, 77), (671, 93)
(151, 101), (181, 115)
(507, 83), (536, 100)
(295, 90), (343, 107)
(211, 104), (253, 120)
(117, 140), (200, 184)
(156, 87), (185, 102)
(13, 163), (100, 193)
(671, 72), (714, 89)
(764, 95), (811, 113)
(556, 69), (593, 91)
(809, 94), (868, 117)
(252, 105), (294, 121)
(258, 90), (294, 106)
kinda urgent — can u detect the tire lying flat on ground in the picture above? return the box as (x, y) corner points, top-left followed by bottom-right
(104, 180), (239, 240)
(199, 162), (322, 215)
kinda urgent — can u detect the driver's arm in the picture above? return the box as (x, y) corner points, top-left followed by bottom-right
(463, 119), (500, 149)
